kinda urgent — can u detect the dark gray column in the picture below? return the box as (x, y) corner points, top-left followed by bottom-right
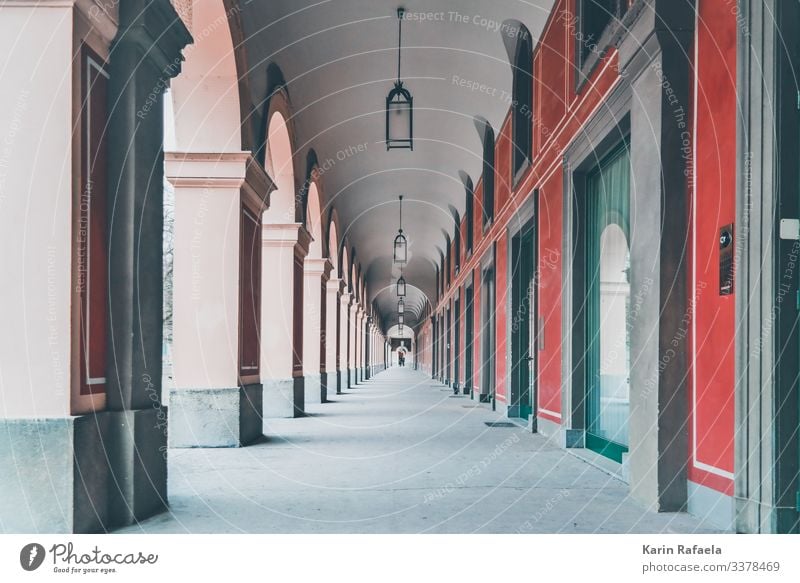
(622, 1), (694, 513)
(105, 0), (191, 526)
(735, 0), (800, 534)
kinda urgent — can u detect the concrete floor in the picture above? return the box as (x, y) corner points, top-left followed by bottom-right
(119, 368), (721, 534)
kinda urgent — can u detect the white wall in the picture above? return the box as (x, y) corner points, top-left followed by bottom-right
(0, 5), (73, 417)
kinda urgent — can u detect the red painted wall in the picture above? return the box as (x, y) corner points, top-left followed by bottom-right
(535, 0), (568, 158)
(537, 168), (563, 421)
(687, 0), (737, 495)
(495, 117), (513, 212)
(473, 180), (484, 250)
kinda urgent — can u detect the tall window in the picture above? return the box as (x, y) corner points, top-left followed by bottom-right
(512, 28), (533, 178)
(482, 126), (495, 228)
(465, 178), (474, 253)
(578, 0), (629, 68)
(446, 236), (451, 288)
(453, 212), (461, 275)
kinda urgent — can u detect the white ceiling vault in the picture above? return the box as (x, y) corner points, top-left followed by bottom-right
(234, 0), (555, 329)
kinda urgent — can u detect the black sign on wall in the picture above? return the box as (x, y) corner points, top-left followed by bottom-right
(719, 223), (734, 296)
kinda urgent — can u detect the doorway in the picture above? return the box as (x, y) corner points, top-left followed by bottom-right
(464, 285), (474, 395)
(454, 296), (461, 393)
(480, 265), (495, 403)
(445, 304), (452, 386)
(774, 0), (800, 532)
(510, 221), (536, 420)
(585, 143), (631, 463)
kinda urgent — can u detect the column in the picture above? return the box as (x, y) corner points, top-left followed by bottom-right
(366, 319), (371, 377)
(354, 307), (362, 383)
(348, 300), (359, 386)
(356, 308), (365, 383)
(261, 224), (311, 417)
(102, 1), (191, 529)
(372, 327), (376, 373)
(338, 291), (351, 392)
(0, 0), (78, 533)
(167, 153), (272, 447)
(0, 0), (192, 534)
(363, 314), (372, 380)
(303, 257), (333, 404)
(324, 278), (343, 396)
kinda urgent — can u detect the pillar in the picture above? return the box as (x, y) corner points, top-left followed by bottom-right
(303, 258), (333, 404)
(0, 0), (191, 533)
(348, 300), (359, 386)
(338, 291), (351, 392)
(356, 308), (365, 383)
(325, 278), (344, 395)
(372, 327), (376, 373)
(166, 152), (272, 447)
(102, 1), (191, 528)
(366, 320), (371, 375)
(261, 224), (311, 417)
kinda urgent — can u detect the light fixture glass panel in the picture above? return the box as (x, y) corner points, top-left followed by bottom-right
(397, 276), (406, 297)
(393, 232), (407, 263)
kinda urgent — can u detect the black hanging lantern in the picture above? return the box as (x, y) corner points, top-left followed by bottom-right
(386, 7), (413, 150)
(398, 298), (405, 314)
(393, 195), (408, 263)
(397, 273), (406, 297)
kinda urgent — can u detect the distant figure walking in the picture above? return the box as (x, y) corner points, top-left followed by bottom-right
(398, 352), (405, 367)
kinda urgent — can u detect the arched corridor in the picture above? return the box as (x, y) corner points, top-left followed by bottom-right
(118, 368), (716, 534)
(0, 0), (798, 539)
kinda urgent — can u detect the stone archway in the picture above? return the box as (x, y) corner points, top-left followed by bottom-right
(302, 178), (333, 403)
(166, 0), (272, 449)
(260, 93), (311, 418)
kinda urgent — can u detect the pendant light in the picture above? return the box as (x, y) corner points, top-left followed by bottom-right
(397, 272), (406, 296)
(393, 195), (407, 263)
(398, 298), (405, 314)
(385, 7), (413, 150)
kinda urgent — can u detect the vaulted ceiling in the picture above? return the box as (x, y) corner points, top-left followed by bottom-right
(235, 0), (555, 330)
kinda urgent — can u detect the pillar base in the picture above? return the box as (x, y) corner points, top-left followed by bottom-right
(0, 407), (168, 533)
(0, 415), (110, 533)
(336, 370), (344, 394)
(349, 368), (358, 387)
(323, 371), (337, 399)
(263, 377), (305, 418)
(106, 408), (168, 527)
(304, 373), (325, 404)
(168, 385), (263, 448)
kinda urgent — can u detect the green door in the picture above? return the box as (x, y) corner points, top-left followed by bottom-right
(511, 223), (535, 419)
(465, 285), (474, 395)
(454, 297), (461, 391)
(585, 143), (631, 463)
